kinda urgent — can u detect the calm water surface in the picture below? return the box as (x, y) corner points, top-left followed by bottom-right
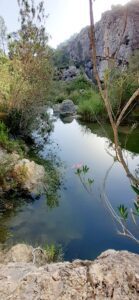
(0, 113), (139, 260)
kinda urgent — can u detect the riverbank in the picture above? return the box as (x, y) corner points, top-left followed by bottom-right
(0, 244), (139, 299)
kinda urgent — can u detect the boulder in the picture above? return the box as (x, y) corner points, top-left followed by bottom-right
(0, 246), (139, 299)
(62, 66), (80, 81)
(13, 159), (45, 194)
(60, 100), (77, 117)
(0, 147), (46, 195)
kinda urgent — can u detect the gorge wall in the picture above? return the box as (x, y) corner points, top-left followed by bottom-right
(57, 0), (139, 80)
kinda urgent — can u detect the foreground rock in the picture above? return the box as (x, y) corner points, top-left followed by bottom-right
(0, 244), (139, 299)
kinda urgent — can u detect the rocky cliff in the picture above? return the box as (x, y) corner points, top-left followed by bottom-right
(0, 244), (139, 299)
(58, 0), (139, 80)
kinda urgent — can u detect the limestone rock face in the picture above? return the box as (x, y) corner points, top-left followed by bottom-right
(58, 0), (139, 80)
(0, 245), (139, 299)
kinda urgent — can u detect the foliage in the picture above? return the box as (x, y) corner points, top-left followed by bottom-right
(78, 91), (105, 121)
(118, 205), (128, 221)
(53, 48), (70, 69)
(128, 51), (139, 74)
(65, 75), (92, 93)
(44, 243), (63, 262)
(131, 185), (139, 195)
(108, 52), (139, 119)
(0, 1), (53, 134)
(0, 157), (13, 187)
(49, 75), (98, 108)
(0, 121), (25, 155)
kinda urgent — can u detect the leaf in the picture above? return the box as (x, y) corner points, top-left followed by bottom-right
(131, 185), (139, 195)
(118, 205), (128, 221)
(75, 168), (82, 176)
(82, 165), (89, 174)
(133, 201), (139, 216)
(88, 178), (94, 185)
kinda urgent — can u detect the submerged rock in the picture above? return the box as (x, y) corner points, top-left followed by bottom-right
(0, 245), (139, 299)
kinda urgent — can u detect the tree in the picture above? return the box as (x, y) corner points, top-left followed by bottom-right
(88, 0), (139, 243)
(5, 0), (53, 133)
(89, 0), (139, 185)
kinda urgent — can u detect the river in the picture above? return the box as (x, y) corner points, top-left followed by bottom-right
(0, 112), (139, 260)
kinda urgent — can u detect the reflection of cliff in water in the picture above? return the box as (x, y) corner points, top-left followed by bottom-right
(79, 122), (139, 155)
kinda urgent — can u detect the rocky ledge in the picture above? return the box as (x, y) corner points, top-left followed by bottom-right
(0, 244), (139, 299)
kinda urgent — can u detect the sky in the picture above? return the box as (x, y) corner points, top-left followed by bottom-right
(0, 0), (130, 48)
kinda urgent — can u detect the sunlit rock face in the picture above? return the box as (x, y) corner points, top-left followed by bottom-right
(58, 0), (139, 80)
(0, 245), (139, 300)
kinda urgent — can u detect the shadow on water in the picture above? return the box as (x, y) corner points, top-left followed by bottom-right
(0, 114), (139, 259)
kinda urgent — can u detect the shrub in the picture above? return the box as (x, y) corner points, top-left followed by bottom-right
(66, 75), (92, 93)
(78, 91), (105, 121)
(108, 52), (139, 116)
(0, 121), (25, 155)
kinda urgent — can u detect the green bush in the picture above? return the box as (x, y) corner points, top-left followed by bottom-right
(0, 121), (25, 155)
(78, 91), (105, 121)
(66, 75), (92, 94)
(108, 52), (139, 116)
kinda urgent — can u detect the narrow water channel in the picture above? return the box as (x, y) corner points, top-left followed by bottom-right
(0, 112), (139, 260)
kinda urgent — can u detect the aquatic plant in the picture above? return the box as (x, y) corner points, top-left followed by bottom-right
(44, 243), (63, 262)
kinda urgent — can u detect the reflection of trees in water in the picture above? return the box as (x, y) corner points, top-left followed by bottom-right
(0, 151), (62, 245)
(79, 121), (139, 154)
(0, 191), (38, 244)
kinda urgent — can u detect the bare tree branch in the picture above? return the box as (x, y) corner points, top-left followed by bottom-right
(116, 88), (139, 127)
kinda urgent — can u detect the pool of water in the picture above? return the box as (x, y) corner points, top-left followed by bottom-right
(0, 114), (139, 260)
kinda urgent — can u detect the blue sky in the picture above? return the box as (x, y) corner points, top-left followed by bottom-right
(1, 0), (129, 48)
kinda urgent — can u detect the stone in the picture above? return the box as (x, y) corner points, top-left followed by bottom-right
(0, 146), (46, 195)
(62, 66), (80, 81)
(0, 245), (139, 299)
(3, 244), (33, 264)
(13, 158), (45, 194)
(60, 100), (76, 117)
